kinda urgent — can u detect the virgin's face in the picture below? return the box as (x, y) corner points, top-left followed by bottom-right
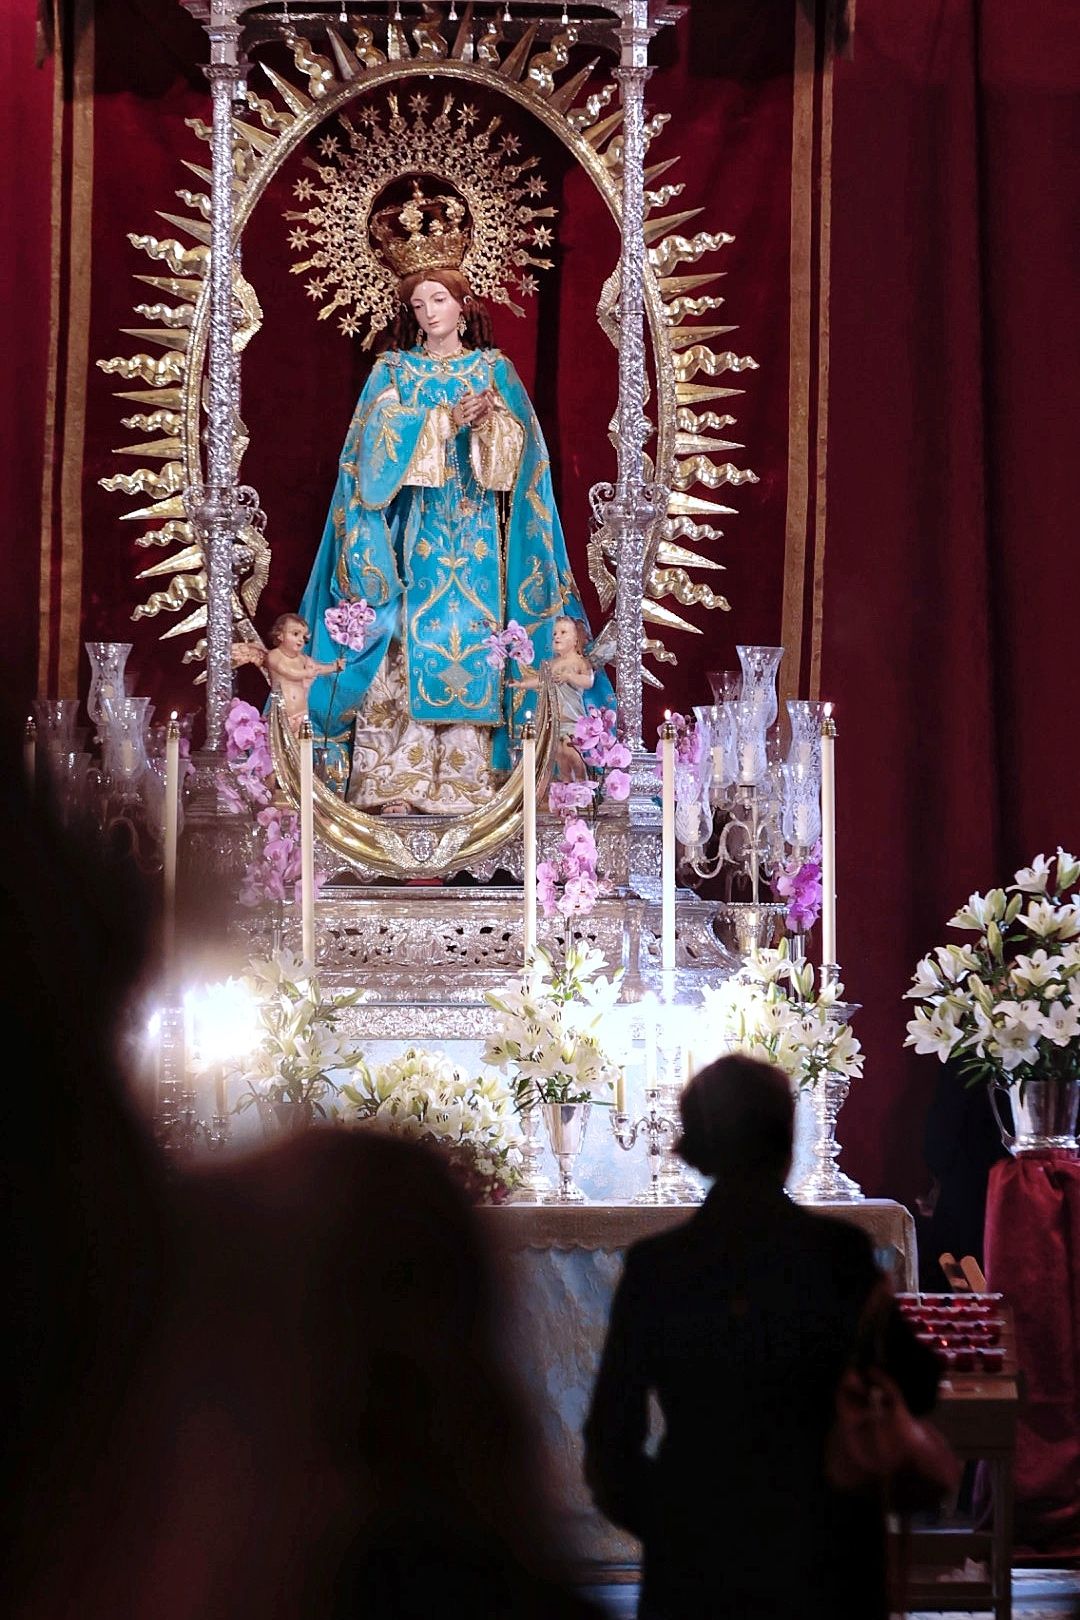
(409, 279), (463, 342)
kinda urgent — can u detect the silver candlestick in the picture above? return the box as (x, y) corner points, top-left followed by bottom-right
(611, 1084), (704, 1206)
(791, 1073), (864, 1203)
(791, 994), (864, 1204)
(512, 1102), (555, 1202)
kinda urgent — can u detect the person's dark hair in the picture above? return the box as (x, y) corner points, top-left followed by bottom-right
(676, 1053), (795, 1182)
(387, 268), (495, 353)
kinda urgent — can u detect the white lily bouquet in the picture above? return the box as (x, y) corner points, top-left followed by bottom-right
(228, 949), (366, 1116)
(484, 942), (625, 1110)
(699, 943), (864, 1089)
(904, 848), (1080, 1088)
(340, 1048), (523, 1204)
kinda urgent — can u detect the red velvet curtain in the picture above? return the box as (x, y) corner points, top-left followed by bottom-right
(5, 0), (1079, 1204)
(2, 1), (54, 706)
(826, 2), (1080, 1199)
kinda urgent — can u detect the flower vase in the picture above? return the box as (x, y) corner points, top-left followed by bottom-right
(791, 1074), (864, 1203)
(542, 1101), (591, 1204)
(255, 1097), (315, 1140)
(513, 1102), (555, 1201)
(715, 900), (787, 958)
(989, 1078), (1080, 1155)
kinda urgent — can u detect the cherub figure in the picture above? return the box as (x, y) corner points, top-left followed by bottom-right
(231, 614), (344, 739)
(513, 615), (595, 780)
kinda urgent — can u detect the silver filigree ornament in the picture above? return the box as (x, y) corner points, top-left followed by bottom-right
(284, 90), (557, 347)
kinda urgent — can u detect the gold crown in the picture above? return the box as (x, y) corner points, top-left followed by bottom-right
(371, 181), (469, 280)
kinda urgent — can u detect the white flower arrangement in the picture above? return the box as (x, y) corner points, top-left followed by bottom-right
(483, 942), (625, 1109)
(340, 1047), (523, 1203)
(904, 848), (1080, 1088)
(226, 949), (366, 1115)
(699, 943), (864, 1089)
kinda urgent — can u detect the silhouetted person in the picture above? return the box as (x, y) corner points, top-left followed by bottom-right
(583, 1053), (940, 1620)
(60, 1128), (603, 1620)
(918, 1055), (1008, 1289)
(1, 716), (170, 1614)
(4, 716), (598, 1619)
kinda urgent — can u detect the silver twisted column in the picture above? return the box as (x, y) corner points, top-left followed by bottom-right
(611, 1), (657, 758)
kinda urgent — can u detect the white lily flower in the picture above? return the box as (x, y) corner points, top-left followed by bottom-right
(1011, 853), (1053, 894)
(934, 943), (981, 982)
(1010, 949), (1065, 991)
(988, 1023), (1041, 1071)
(994, 998), (1044, 1033)
(1055, 849), (1080, 892)
(1042, 1000), (1080, 1047)
(949, 889), (1006, 930)
(904, 1005), (964, 1060)
(906, 957), (943, 998)
(1018, 899), (1080, 941)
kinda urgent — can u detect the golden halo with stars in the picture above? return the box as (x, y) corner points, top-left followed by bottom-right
(284, 89), (557, 347)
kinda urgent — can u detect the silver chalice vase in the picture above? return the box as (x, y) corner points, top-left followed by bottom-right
(989, 1077), (1080, 1155)
(542, 1101), (591, 1205)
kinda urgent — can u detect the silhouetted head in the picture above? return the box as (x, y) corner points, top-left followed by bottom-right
(677, 1053), (794, 1185)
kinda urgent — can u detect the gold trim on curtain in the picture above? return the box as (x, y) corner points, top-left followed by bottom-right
(782, 0), (839, 705)
(37, 0), (64, 698)
(809, 0), (838, 700)
(57, 0), (95, 697)
(780, 0), (817, 707)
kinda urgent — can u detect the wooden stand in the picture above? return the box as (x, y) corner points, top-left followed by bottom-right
(895, 1300), (1021, 1620)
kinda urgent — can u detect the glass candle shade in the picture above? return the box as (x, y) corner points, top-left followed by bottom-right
(32, 697), (82, 752)
(733, 698), (768, 786)
(85, 642), (133, 726)
(736, 645), (784, 730)
(100, 696), (154, 783)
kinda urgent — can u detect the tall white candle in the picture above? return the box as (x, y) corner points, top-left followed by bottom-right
(163, 713), (180, 975)
(522, 720), (537, 963)
(661, 719), (676, 972)
(615, 1065), (627, 1116)
(299, 718), (316, 967)
(644, 1005), (658, 1091)
(23, 716), (36, 795)
(820, 705), (837, 968)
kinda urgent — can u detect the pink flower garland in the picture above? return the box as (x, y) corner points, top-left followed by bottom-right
(483, 619), (535, 669)
(224, 696), (326, 909)
(536, 816), (610, 920)
(774, 845), (824, 933)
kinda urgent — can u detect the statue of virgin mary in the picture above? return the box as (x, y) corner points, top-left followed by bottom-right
(297, 183), (612, 814)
